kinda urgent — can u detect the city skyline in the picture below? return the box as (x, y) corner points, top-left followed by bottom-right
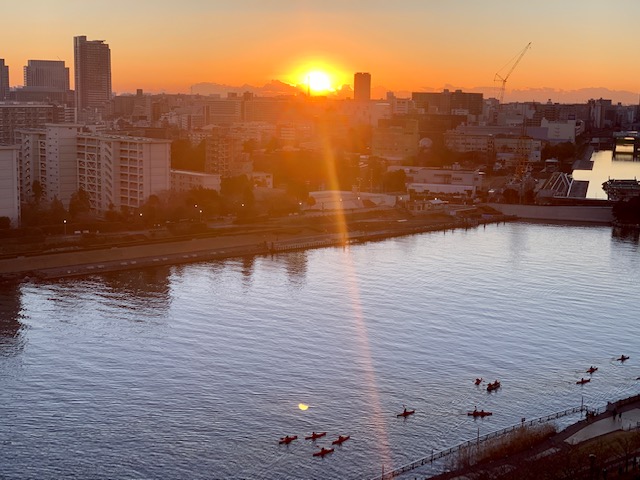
(2, 1), (640, 103)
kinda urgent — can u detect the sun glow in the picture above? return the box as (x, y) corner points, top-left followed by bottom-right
(286, 59), (350, 95)
(306, 71), (332, 93)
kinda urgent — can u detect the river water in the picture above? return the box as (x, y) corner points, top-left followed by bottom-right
(573, 149), (640, 199)
(1, 222), (639, 479)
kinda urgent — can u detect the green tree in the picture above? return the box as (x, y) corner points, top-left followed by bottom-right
(382, 169), (407, 193)
(49, 196), (67, 224)
(68, 188), (91, 218)
(32, 180), (44, 205)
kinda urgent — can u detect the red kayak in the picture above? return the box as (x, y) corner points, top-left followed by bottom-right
(576, 378), (591, 385)
(332, 435), (350, 445)
(279, 435), (298, 445)
(397, 408), (415, 417)
(474, 377), (483, 385)
(313, 447), (334, 457)
(617, 355), (630, 362)
(468, 409), (492, 417)
(305, 432), (327, 441)
(487, 381), (501, 392)
(586, 366), (598, 374)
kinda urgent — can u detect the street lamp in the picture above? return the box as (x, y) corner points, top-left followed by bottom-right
(63, 219), (67, 235)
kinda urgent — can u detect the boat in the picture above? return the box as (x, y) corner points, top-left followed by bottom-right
(576, 378), (591, 385)
(617, 355), (630, 362)
(305, 432), (327, 441)
(332, 435), (350, 445)
(474, 377), (483, 385)
(313, 447), (334, 457)
(397, 408), (415, 417)
(487, 380), (501, 392)
(279, 435), (298, 445)
(586, 366), (598, 374)
(468, 409), (492, 418)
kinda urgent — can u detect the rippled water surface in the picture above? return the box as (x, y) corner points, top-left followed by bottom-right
(1, 222), (639, 479)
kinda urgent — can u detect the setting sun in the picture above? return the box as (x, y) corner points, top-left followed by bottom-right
(306, 71), (332, 93)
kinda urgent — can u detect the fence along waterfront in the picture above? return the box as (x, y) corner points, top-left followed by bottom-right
(368, 405), (589, 480)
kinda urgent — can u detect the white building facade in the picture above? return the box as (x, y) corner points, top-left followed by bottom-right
(17, 125), (171, 214)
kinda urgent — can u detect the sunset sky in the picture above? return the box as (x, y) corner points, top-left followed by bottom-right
(2, 0), (640, 102)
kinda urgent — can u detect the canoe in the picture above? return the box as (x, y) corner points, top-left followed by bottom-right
(279, 435), (298, 444)
(332, 435), (350, 445)
(397, 409), (415, 417)
(468, 410), (492, 417)
(313, 447), (334, 457)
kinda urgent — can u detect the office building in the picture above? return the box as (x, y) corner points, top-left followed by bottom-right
(412, 89), (483, 116)
(0, 59), (9, 101)
(354, 72), (371, 102)
(24, 60), (70, 91)
(74, 36), (112, 121)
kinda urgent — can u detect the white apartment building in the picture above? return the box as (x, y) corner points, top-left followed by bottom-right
(77, 133), (171, 212)
(371, 119), (420, 162)
(18, 125), (171, 214)
(0, 146), (20, 225)
(171, 170), (221, 193)
(444, 130), (542, 164)
(389, 165), (484, 196)
(16, 124), (82, 206)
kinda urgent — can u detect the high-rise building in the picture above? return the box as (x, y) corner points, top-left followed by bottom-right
(354, 72), (371, 102)
(73, 36), (112, 121)
(24, 60), (70, 91)
(0, 59), (9, 100)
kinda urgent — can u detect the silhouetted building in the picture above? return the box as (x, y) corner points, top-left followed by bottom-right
(74, 35), (112, 122)
(24, 60), (69, 91)
(0, 146), (20, 225)
(14, 60), (73, 106)
(412, 89), (483, 116)
(204, 126), (251, 177)
(0, 59), (9, 101)
(0, 103), (66, 145)
(354, 72), (371, 102)
(372, 118), (420, 162)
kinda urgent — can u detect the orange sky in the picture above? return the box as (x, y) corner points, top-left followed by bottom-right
(2, 1), (640, 103)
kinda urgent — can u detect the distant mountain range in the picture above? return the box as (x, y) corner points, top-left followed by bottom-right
(190, 81), (639, 105)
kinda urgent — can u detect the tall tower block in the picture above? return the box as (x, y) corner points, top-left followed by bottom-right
(0, 59), (9, 100)
(74, 36), (112, 121)
(354, 72), (371, 102)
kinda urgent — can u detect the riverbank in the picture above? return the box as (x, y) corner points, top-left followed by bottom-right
(426, 394), (640, 480)
(0, 208), (516, 282)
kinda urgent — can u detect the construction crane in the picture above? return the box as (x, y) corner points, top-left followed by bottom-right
(494, 42), (531, 104)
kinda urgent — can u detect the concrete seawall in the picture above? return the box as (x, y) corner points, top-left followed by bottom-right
(487, 203), (613, 224)
(0, 216), (514, 282)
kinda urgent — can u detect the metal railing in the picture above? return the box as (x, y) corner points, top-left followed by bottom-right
(368, 405), (587, 480)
